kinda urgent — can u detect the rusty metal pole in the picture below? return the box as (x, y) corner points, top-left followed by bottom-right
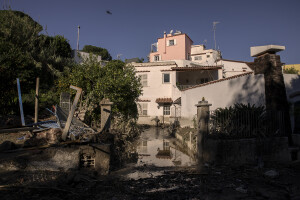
(62, 85), (82, 141)
(34, 77), (40, 123)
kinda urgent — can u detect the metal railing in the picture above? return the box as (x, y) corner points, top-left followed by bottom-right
(176, 85), (194, 90)
(208, 110), (286, 139)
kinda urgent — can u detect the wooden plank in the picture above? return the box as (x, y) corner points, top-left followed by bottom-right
(0, 127), (36, 134)
(62, 85), (82, 141)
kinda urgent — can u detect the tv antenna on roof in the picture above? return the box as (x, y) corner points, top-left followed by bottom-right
(203, 39), (207, 47)
(213, 21), (220, 50)
(2, 0), (11, 9)
(117, 54), (122, 60)
(77, 25), (80, 51)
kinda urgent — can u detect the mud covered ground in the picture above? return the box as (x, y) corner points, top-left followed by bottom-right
(0, 125), (299, 199)
(0, 162), (299, 200)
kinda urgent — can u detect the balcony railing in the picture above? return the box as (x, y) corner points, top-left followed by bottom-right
(176, 85), (194, 90)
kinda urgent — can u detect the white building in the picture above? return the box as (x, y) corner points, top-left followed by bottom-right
(72, 50), (103, 64)
(131, 32), (299, 128)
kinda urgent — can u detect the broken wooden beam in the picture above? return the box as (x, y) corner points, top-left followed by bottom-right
(34, 77), (40, 123)
(62, 85), (82, 141)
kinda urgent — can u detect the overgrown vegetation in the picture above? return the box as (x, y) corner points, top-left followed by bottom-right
(283, 67), (299, 74)
(57, 56), (142, 125)
(209, 103), (281, 139)
(0, 10), (73, 115)
(110, 116), (141, 168)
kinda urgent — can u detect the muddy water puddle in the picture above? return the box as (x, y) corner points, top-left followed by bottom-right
(120, 127), (196, 180)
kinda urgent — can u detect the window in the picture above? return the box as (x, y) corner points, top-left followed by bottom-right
(206, 55), (210, 58)
(138, 103), (148, 116)
(154, 55), (160, 61)
(169, 40), (175, 46)
(163, 73), (170, 83)
(167, 39), (176, 46)
(163, 105), (170, 115)
(138, 74), (148, 87)
(187, 53), (191, 60)
(194, 56), (202, 61)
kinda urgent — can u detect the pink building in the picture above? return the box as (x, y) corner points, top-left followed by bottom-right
(149, 31), (193, 62)
(130, 31), (254, 126)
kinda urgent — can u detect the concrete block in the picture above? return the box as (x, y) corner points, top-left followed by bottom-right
(250, 45), (285, 57)
(79, 144), (110, 175)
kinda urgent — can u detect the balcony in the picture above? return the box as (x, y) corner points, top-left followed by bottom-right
(176, 84), (194, 91)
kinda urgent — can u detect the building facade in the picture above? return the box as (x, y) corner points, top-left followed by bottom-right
(130, 31), (254, 126)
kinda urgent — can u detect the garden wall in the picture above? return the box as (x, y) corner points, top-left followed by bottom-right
(202, 137), (291, 165)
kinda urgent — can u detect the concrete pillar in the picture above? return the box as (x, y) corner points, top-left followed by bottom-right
(195, 99), (212, 166)
(217, 69), (223, 79)
(100, 98), (113, 132)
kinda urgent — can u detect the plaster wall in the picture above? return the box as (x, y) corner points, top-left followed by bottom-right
(216, 60), (252, 78)
(149, 34), (193, 62)
(191, 45), (205, 54)
(136, 64), (178, 119)
(181, 74), (266, 119)
(284, 74), (300, 101)
(283, 74), (300, 133)
(191, 48), (220, 65)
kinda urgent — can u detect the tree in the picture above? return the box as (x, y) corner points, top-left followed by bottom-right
(82, 45), (112, 61)
(0, 10), (74, 115)
(125, 58), (144, 63)
(0, 10), (43, 114)
(57, 57), (142, 124)
(283, 67), (299, 74)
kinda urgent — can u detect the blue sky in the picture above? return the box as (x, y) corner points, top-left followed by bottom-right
(4, 0), (300, 64)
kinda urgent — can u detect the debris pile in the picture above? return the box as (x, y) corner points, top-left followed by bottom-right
(0, 84), (101, 151)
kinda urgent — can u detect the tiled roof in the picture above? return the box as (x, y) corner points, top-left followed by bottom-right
(137, 99), (151, 102)
(135, 70), (150, 73)
(221, 59), (251, 64)
(181, 72), (254, 91)
(131, 61), (177, 67)
(155, 98), (173, 104)
(171, 66), (222, 71)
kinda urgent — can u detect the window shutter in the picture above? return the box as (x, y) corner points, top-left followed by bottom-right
(174, 39), (177, 45)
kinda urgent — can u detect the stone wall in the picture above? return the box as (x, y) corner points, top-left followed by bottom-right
(203, 137), (291, 165)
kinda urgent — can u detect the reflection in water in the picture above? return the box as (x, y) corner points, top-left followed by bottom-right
(135, 127), (195, 167)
